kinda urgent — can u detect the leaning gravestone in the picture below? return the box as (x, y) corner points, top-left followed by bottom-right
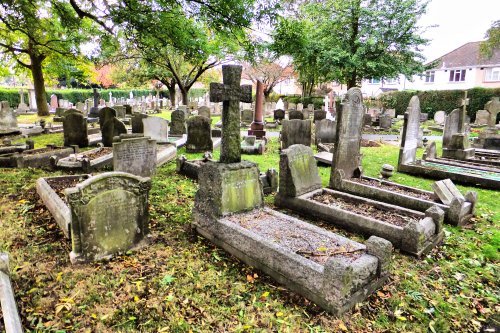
(131, 113), (148, 133)
(281, 119), (312, 149)
(288, 110), (304, 120)
(63, 109), (88, 147)
(65, 172), (151, 263)
(100, 107), (127, 147)
(398, 96), (421, 167)
(113, 137), (157, 177)
(170, 109), (186, 136)
(315, 119), (336, 145)
(434, 111), (446, 125)
(313, 110), (327, 122)
(198, 106), (211, 119)
(143, 117), (169, 143)
(274, 109), (285, 122)
(475, 110), (489, 126)
(330, 88), (364, 179)
(241, 109), (254, 124)
(186, 116), (213, 152)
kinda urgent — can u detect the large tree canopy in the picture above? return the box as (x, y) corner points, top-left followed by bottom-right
(0, 0), (94, 115)
(272, 0), (430, 91)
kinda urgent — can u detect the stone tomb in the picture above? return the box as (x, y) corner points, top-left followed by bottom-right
(192, 65), (391, 315)
(398, 97), (500, 190)
(36, 172), (151, 263)
(0, 253), (23, 333)
(275, 144), (445, 257)
(63, 109), (89, 147)
(0, 145), (75, 169)
(131, 113), (148, 133)
(442, 108), (475, 160)
(113, 137), (157, 177)
(143, 116), (169, 143)
(51, 146), (114, 172)
(280, 119), (312, 149)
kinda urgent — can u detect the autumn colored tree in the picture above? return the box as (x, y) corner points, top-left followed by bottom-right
(243, 61), (294, 100)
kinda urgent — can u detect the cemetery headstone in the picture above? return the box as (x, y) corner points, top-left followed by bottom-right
(99, 107), (127, 147)
(281, 119), (312, 149)
(50, 94), (58, 110)
(113, 137), (157, 177)
(241, 109), (254, 124)
(0, 101), (18, 133)
(398, 96), (421, 167)
(434, 111), (446, 125)
(315, 119), (336, 145)
(274, 109), (285, 122)
(313, 110), (327, 122)
(379, 114), (392, 130)
(475, 110), (489, 125)
(186, 116), (213, 153)
(198, 106), (211, 119)
(363, 113), (372, 127)
(63, 109), (88, 147)
(288, 110), (304, 120)
(170, 109), (187, 136)
(131, 113), (148, 133)
(297, 103), (304, 111)
(143, 117), (169, 143)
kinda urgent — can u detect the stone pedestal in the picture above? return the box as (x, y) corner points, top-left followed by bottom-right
(442, 133), (475, 159)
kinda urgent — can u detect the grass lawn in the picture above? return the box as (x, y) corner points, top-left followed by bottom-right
(0, 135), (498, 332)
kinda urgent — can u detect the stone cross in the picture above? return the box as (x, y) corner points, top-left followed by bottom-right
(458, 91), (469, 131)
(485, 97), (500, 128)
(210, 65), (252, 163)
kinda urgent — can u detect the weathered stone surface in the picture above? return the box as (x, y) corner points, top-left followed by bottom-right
(114, 105), (126, 118)
(194, 161), (263, 217)
(101, 117), (127, 147)
(379, 114), (392, 129)
(330, 88), (364, 180)
(113, 137), (157, 177)
(315, 119), (336, 145)
(431, 179), (464, 205)
(443, 109), (461, 148)
(63, 109), (88, 147)
(186, 116), (213, 153)
(281, 119), (312, 149)
(274, 109), (285, 122)
(363, 113), (372, 127)
(170, 109), (186, 136)
(279, 144), (322, 197)
(241, 109), (254, 124)
(143, 117), (169, 143)
(0, 101), (18, 131)
(434, 111), (446, 124)
(313, 110), (327, 122)
(131, 113), (148, 133)
(0, 252), (23, 333)
(65, 172), (151, 263)
(288, 110), (304, 120)
(198, 106), (211, 119)
(398, 96), (420, 167)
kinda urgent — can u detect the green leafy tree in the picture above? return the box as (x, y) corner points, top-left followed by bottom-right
(272, 0), (430, 91)
(0, 0), (94, 115)
(480, 20), (500, 58)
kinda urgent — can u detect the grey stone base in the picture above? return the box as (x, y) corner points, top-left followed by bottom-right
(52, 147), (113, 172)
(0, 146), (75, 168)
(156, 144), (177, 167)
(442, 148), (475, 160)
(276, 188), (444, 257)
(193, 207), (391, 315)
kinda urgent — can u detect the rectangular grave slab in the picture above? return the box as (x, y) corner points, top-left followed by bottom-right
(193, 207), (391, 315)
(0, 253), (23, 333)
(36, 173), (151, 263)
(0, 145), (75, 169)
(52, 147), (113, 172)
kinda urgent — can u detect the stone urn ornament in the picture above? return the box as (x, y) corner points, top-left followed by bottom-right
(380, 164), (394, 179)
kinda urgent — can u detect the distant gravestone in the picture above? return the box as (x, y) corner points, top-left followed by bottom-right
(398, 96), (421, 166)
(241, 109), (254, 124)
(114, 105), (126, 119)
(186, 116), (213, 152)
(75, 102), (85, 113)
(63, 109), (88, 147)
(100, 107), (127, 147)
(274, 109), (285, 122)
(288, 110), (304, 120)
(296, 103), (304, 111)
(379, 114), (392, 129)
(281, 119), (312, 149)
(475, 110), (489, 125)
(307, 104), (314, 111)
(0, 101), (18, 131)
(65, 172), (151, 263)
(170, 109), (187, 136)
(131, 113), (148, 133)
(99, 107), (116, 128)
(288, 103), (296, 110)
(50, 95), (58, 110)
(198, 106), (211, 119)
(420, 113), (429, 122)
(313, 110), (327, 122)
(330, 87), (364, 180)
(302, 109), (310, 119)
(363, 113), (372, 126)
(113, 137), (157, 177)
(315, 119), (336, 145)
(279, 144), (322, 197)
(143, 117), (169, 143)
(386, 109), (396, 118)
(434, 111), (446, 125)
(443, 109), (460, 148)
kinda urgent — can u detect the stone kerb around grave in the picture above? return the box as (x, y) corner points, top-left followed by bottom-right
(0, 253), (23, 333)
(65, 172), (151, 264)
(276, 144), (445, 257)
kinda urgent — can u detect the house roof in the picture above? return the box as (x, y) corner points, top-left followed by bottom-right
(429, 41), (500, 69)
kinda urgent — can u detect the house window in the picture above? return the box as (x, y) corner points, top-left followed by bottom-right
(385, 78), (397, 85)
(368, 78), (380, 84)
(425, 71), (435, 83)
(449, 69), (466, 82)
(485, 67), (500, 82)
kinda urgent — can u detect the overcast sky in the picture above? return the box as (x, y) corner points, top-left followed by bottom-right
(418, 0), (500, 62)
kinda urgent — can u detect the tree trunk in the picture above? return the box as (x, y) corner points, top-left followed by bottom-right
(347, 76), (357, 89)
(30, 54), (49, 116)
(181, 89), (188, 105)
(167, 85), (176, 105)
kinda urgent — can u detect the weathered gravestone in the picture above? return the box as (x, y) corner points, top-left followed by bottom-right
(315, 119), (336, 145)
(434, 111), (446, 125)
(297, 103), (304, 111)
(113, 137), (157, 177)
(99, 107), (127, 147)
(281, 119), (312, 149)
(241, 109), (254, 124)
(379, 114), (392, 130)
(386, 109), (396, 118)
(475, 110), (489, 125)
(65, 172), (151, 263)
(131, 113), (148, 133)
(50, 94), (58, 110)
(114, 105), (126, 119)
(274, 109), (285, 122)
(124, 104), (133, 115)
(363, 113), (372, 127)
(186, 116), (213, 153)
(287, 103), (296, 110)
(198, 106), (211, 119)
(170, 109), (186, 136)
(313, 110), (327, 122)
(442, 107), (474, 159)
(330, 88), (364, 180)
(288, 110), (304, 120)
(143, 116), (169, 143)
(63, 109), (88, 147)
(398, 96), (421, 168)
(0, 101), (19, 134)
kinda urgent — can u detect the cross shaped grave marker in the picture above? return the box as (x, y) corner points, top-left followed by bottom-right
(210, 65), (252, 163)
(485, 97), (500, 128)
(459, 91), (470, 132)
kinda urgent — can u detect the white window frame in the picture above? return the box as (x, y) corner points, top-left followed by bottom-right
(449, 69), (466, 82)
(484, 67), (500, 82)
(425, 71), (435, 83)
(368, 78), (380, 84)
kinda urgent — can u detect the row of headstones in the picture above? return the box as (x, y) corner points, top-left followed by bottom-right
(273, 109), (329, 122)
(434, 108), (498, 127)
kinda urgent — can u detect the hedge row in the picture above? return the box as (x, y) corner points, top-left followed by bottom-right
(281, 95), (325, 109)
(0, 87), (209, 108)
(379, 87), (500, 122)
